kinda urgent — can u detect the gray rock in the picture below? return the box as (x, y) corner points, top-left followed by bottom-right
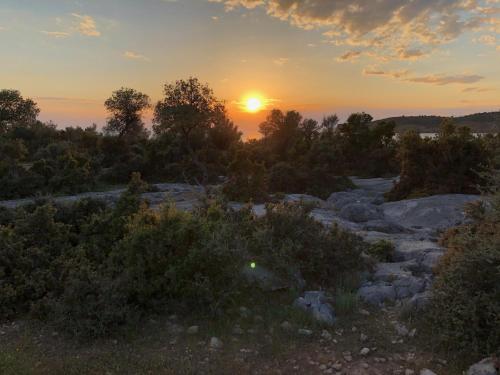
(284, 194), (324, 206)
(406, 291), (432, 310)
(393, 239), (442, 262)
(186, 326), (199, 335)
(350, 177), (398, 194)
(467, 358), (498, 375)
(241, 264), (287, 291)
(420, 370), (438, 375)
(382, 194), (480, 231)
(393, 276), (426, 299)
(298, 328), (313, 336)
(339, 203), (383, 223)
(293, 291), (336, 326)
(357, 283), (396, 305)
(363, 219), (410, 234)
(209, 337), (223, 349)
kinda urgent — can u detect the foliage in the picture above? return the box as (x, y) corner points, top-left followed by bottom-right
(428, 170), (500, 356)
(366, 240), (395, 262)
(0, 90), (39, 132)
(104, 87), (151, 140)
(387, 121), (493, 200)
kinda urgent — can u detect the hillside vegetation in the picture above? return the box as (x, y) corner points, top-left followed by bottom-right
(374, 111), (500, 133)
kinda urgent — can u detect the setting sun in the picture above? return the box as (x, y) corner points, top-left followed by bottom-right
(245, 97), (263, 113)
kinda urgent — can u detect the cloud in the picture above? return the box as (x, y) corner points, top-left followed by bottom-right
(474, 34), (496, 45)
(273, 57), (289, 66)
(210, 0), (499, 60)
(406, 74), (484, 85)
(462, 86), (494, 92)
(123, 51), (150, 61)
(72, 13), (100, 37)
(363, 66), (484, 86)
(337, 50), (362, 62)
(40, 30), (70, 38)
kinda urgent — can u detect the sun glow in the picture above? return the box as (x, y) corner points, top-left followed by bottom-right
(245, 97), (263, 113)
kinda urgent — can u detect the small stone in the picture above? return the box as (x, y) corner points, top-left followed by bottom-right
(232, 326), (244, 335)
(321, 330), (333, 340)
(332, 362), (343, 370)
(342, 351), (353, 362)
(420, 369), (437, 375)
(187, 326), (199, 335)
(409, 328), (417, 338)
(209, 337), (223, 349)
(168, 314), (178, 321)
(352, 326), (358, 332)
(360, 347), (370, 356)
(359, 309), (371, 316)
(298, 328), (313, 336)
(280, 321), (292, 331)
(360, 333), (368, 342)
(362, 362), (369, 369)
(319, 364), (327, 370)
(405, 370), (415, 375)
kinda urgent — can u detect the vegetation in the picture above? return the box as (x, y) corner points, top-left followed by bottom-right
(428, 169), (500, 356)
(0, 174), (366, 337)
(386, 121), (498, 200)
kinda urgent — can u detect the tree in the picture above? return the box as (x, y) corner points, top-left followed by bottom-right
(104, 88), (151, 139)
(0, 90), (40, 132)
(152, 77), (228, 184)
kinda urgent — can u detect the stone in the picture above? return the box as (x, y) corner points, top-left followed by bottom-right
(339, 203), (383, 223)
(293, 291), (336, 326)
(420, 370), (438, 375)
(321, 330), (332, 341)
(382, 194), (480, 231)
(360, 333), (368, 342)
(241, 264), (287, 291)
(332, 362), (343, 370)
(360, 348), (370, 356)
(280, 321), (292, 331)
(405, 370), (415, 375)
(209, 337), (223, 349)
(186, 326), (199, 335)
(357, 283), (396, 305)
(467, 358), (498, 375)
(406, 291), (432, 310)
(298, 329), (313, 336)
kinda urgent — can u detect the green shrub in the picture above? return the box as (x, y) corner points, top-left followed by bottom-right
(249, 203), (366, 288)
(428, 174), (500, 356)
(367, 240), (395, 262)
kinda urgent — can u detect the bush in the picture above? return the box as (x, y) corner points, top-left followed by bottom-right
(367, 240), (395, 262)
(249, 203), (367, 288)
(428, 171), (500, 356)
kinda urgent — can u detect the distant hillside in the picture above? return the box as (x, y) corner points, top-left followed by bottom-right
(373, 111), (500, 133)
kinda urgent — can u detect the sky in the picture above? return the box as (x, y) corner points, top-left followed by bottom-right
(0, 0), (499, 138)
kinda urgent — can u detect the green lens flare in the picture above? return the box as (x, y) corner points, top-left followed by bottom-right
(250, 262), (256, 269)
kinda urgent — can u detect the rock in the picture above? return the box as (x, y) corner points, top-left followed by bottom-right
(357, 283), (396, 305)
(467, 358), (498, 375)
(420, 369), (438, 375)
(280, 321), (292, 331)
(406, 291), (432, 310)
(360, 333), (368, 342)
(241, 264), (287, 291)
(298, 329), (313, 336)
(232, 326), (244, 335)
(284, 194), (325, 206)
(332, 362), (343, 370)
(360, 347), (370, 356)
(342, 351), (353, 362)
(393, 276), (426, 299)
(363, 219), (409, 234)
(209, 337), (223, 350)
(321, 330), (332, 340)
(405, 370), (415, 375)
(350, 177), (398, 194)
(382, 194), (480, 231)
(187, 326), (199, 335)
(339, 203), (383, 223)
(294, 291), (336, 325)
(392, 322), (409, 336)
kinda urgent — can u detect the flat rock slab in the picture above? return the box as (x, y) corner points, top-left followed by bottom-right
(382, 194), (480, 231)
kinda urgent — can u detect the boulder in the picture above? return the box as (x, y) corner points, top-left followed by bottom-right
(339, 203), (383, 223)
(467, 358), (499, 375)
(406, 291), (432, 310)
(393, 276), (426, 299)
(363, 219), (410, 234)
(357, 283), (396, 305)
(293, 291), (336, 326)
(382, 194), (480, 231)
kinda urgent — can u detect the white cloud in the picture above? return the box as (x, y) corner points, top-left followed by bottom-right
(72, 13), (100, 37)
(273, 57), (289, 66)
(41, 30), (70, 38)
(123, 51), (150, 61)
(210, 0), (500, 61)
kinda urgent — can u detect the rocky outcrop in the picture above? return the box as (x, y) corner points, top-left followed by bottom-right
(293, 291), (336, 326)
(467, 358), (499, 375)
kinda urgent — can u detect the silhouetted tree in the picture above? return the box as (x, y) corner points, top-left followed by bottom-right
(0, 90), (40, 132)
(104, 88), (151, 139)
